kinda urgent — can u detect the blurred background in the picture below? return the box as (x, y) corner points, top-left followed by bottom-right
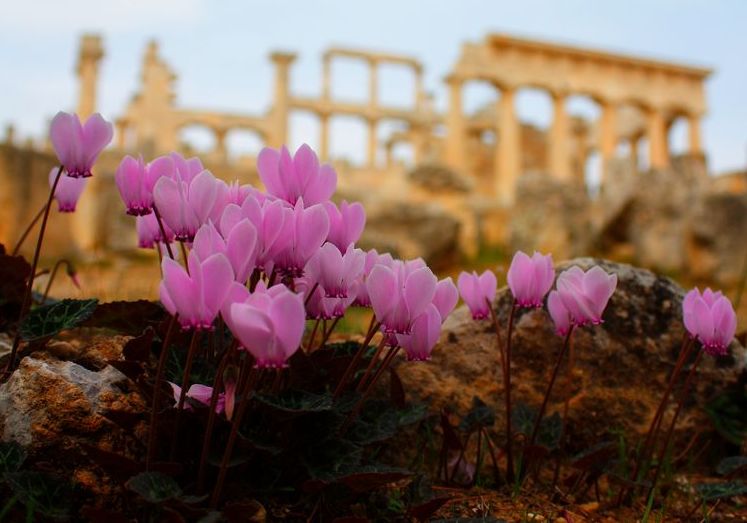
(0, 0), (744, 321)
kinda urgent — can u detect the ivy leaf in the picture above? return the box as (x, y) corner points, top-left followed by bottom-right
(5, 471), (73, 519)
(20, 298), (98, 341)
(511, 401), (536, 437)
(695, 481), (747, 501)
(705, 390), (747, 445)
(717, 456), (747, 477)
(537, 412), (563, 450)
(125, 472), (183, 503)
(459, 396), (495, 432)
(0, 441), (27, 474)
(84, 300), (166, 335)
(254, 390), (333, 414)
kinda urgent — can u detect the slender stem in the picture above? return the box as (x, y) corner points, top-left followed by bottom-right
(317, 317), (340, 350)
(41, 259), (75, 303)
(11, 204), (46, 256)
(4, 166), (64, 376)
(341, 346), (401, 434)
(503, 300), (517, 483)
(170, 329), (201, 459)
(306, 318), (320, 352)
(179, 241), (189, 272)
(618, 336), (694, 506)
(646, 349), (704, 504)
(152, 206), (175, 260)
(303, 282), (319, 307)
(488, 301), (507, 402)
(355, 337), (388, 393)
(472, 429), (484, 487)
(450, 431), (473, 484)
(197, 347), (234, 492)
(528, 326), (575, 446)
(333, 319), (380, 398)
(482, 427), (503, 486)
(210, 365), (259, 507)
(146, 314), (179, 469)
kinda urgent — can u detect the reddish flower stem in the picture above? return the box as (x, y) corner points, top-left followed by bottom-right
(503, 300), (517, 484)
(617, 335), (694, 506)
(146, 314), (179, 469)
(11, 203), (46, 256)
(41, 259), (76, 303)
(528, 326), (575, 447)
(317, 317), (340, 351)
(210, 364), (260, 507)
(306, 318), (320, 352)
(4, 166), (64, 377)
(197, 345), (234, 492)
(170, 329), (201, 459)
(645, 349), (704, 504)
(355, 337), (388, 393)
(332, 318), (380, 398)
(179, 241), (189, 273)
(152, 206), (175, 260)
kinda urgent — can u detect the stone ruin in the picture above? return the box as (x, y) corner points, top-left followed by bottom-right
(0, 32), (744, 286)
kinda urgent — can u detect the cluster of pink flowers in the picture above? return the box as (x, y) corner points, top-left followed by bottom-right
(113, 142), (457, 368)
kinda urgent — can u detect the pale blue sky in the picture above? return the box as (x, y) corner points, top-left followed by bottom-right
(1, 0), (745, 173)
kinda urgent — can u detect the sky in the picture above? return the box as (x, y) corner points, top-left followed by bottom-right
(0, 0), (745, 173)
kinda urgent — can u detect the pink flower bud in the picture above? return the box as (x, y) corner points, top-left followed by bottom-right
(507, 251), (555, 308)
(49, 111), (113, 178)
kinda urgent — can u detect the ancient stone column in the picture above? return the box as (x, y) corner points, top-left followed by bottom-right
(495, 86), (520, 206)
(319, 113), (329, 162)
(215, 129), (228, 163)
(369, 59), (378, 109)
(688, 113), (702, 154)
(445, 75), (465, 171)
(367, 119), (377, 168)
(322, 57), (331, 101)
(76, 35), (104, 119)
(115, 120), (127, 149)
(269, 52), (297, 148)
(600, 100), (618, 183)
(647, 108), (669, 169)
(549, 90), (570, 180)
(414, 67), (425, 110)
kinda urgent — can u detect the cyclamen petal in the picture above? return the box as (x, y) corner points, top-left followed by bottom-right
(547, 290), (572, 336)
(554, 265), (616, 327)
(396, 304), (442, 361)
(432, 277), (458, 322)
(457, 270), (497, 320)
(507, 250), (554, 308)
(49, 167), (87, 212)
(50, 112), (113, 178)
(683, 288), (737, 355)
(257, 144), (337, 205)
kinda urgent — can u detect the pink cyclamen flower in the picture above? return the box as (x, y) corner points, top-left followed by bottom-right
(136, 213), (174, 248)
(547, 290), (572, 336)
(192, 221), (258, 284)
(305, 243), (365, 298)
(169, 383), (225, 413)
(153, 169), (220, 242)
(225, 282), (306, 368)
(396, 304), (442, 361)
(324, 200), (366, 251)
(351, 250), (390, 307)
(114, 155), (173, 215)
(555, 266), (617, 327)
(159, 251), (234, 330)
(257, 144), (337, 206)
(457, 270), (497, 320)
(433, 277), (458, 322)
(683, 287), (737, 356)
(507, 251), (555, 308)
(367, 261), (437, 334)
(49, 167), (87, 212)
(49, 111), (113, 178)
(270, 199), (330, 277)
(301, 277), (354, 319)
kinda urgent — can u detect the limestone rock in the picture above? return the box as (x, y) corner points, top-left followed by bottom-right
(510, 173), (591, 260)
(0, 355), (145, 450)
(360, 202), (460, 268)
(687, 192), (747, 286)
(408, 163), (473, 193)
(396, 258), (745, 452)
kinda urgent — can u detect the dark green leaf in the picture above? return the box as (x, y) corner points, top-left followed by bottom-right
(717, 456), (747, 477)
(459, 396), (495, 432)
(511, 401), (536, 437)
(125, 471), (182, 503)
(254, 390), (333, 414)
(0, 441), (26, 474)
(705, 391), (747, 445)
(339, 466), (412, 492)
(5, 471), (73, 519)
(20, 298), (98, 341)
(571, 441), (617, 471)
(695, 481), (747, 500)
(537, 412), (563, 450)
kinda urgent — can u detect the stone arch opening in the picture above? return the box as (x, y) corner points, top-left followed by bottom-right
(667, 114), (690, 158)
(177, 124), (216, 156)
(329, 57), (369, 103)
(378, 62), (416, 108)
(288, 110), (321, 153)
(225, 128), (264, 162)
(514, 87), (553, 175)
(329, 115), (367, 167)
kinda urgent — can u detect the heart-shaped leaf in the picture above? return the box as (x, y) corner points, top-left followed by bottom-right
(717, 456), (747, 477)
(254, 390), (333, 414)
(125, 471), (182, 503)
(20, 298), (98, 341)
(695, 481), (747, 500)
(459, 396), (495, 432)
(84, 300), (166, 335)
(0, 441), (26, 474)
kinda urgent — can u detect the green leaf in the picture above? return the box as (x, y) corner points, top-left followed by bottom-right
(20, 298), (98, 341)
(537, 412), (563, 450)
(511, 401), (536, 437)
(695, 481), (747, 501)
(705, 391), (747, 445)
(0, 441), (27, 474)
(84, 300), (166, 335)
(254, 390), (333, 414)
(717, 456), (747, 476)
(125, 472), (182, 503)
(459, 396), (495, 432)
(5, 471), (73, 519)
